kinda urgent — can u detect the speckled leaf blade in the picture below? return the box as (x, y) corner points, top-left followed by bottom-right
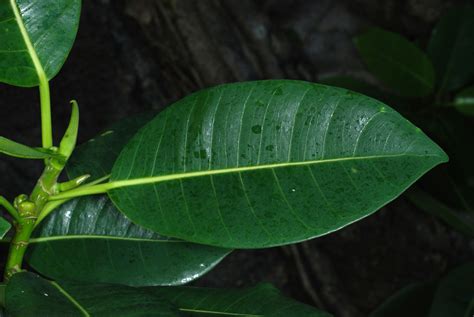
(147, 284), (331, 317)
(5, 272), (178, 317)
(428, 5), (474, 93)
(354, 28), (435, 97)
(0, 0), (81, 87)
(27, 195), (229, 286)
(108, 80), (448, 249)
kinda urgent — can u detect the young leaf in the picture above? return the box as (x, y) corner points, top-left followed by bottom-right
(147, 283), (332, 316)
(0, 0), (81, 87)
(429, 263), (474, 317)
(101, 80), (447, 249)
(0, 136), (60, 159)
(5, 272), (179, 316)
(27, 195), (229, 286)
(428, 6), (474, 93)
(369, 282), (437, 317)
(354, 28), (435, 97)
(453, 85), (474, 117)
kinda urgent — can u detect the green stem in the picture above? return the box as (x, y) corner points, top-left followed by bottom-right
(3, 160), (63, 281)
(0, 196), (19, 222)
(39, 78), (53, 149)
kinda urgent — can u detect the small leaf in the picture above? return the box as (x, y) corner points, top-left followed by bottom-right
(369, 282), (437, 317)
(0, 0), (81, 87)
(428, 5), (474, 93)
(453, 85), (474, 117)
(27, 195), (229, 286)
(429, 263), (474, 317)
(0, 136), (59, 159)
(106, 80), (447, 249)
(147, 283), (331, 316)
(0, 217), (10, 239)
(354, 28), (435, 97)
(5, 272), (179, 316)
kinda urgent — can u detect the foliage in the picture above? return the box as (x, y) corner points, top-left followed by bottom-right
(0, 0), (463, 315)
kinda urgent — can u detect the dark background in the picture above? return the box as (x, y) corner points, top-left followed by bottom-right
(1, 1), (473, 316)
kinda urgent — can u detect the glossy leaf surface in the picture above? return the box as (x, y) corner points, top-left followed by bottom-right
(430, 263), (474, 317)
(428, 6), (474, 93)
(370, 282), (437, 317)
(5, 272), (178, 316)
(107, 80), (447, 248)
(52, 112), (229, 286)
(148, 283), (331, 316)
(0, 136), (59, 159)
(354, 28), (435, 97)
(27, 195), (229, 286)
(0, 0), (81, 87)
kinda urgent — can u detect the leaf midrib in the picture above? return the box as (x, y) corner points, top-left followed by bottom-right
(51, 152), (445, 201)
(29, 235), (184, 244)
(9, 0), (47, 81)
(50, 281), (90, 317)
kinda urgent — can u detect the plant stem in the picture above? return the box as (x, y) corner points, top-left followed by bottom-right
(39, 76), (53, 149)
(3, 160), (63, 281)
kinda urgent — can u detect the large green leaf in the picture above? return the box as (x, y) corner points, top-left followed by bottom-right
(36, 112), (228, 286)
(354, 28), (435, 97)
(369, 282), (437, 317)
(27, 195), (229, 286)
(428, 5), (474, 93)
(429, 263), (474, 317)
(0, 136), (60, 159)
(0, 0), (81, 87)
(147, 284), (331, 316)
(102, 80), (447, 248)
(5, 272), (178, 316)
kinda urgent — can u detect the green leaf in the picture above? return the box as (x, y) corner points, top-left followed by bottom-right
(453, 85), (474, 117)
(67, 112), (154, 181)
(0, 136), (60, 159)
(104, 80), (447, 248)
(354, 28), (435, 97)
(5, 272), (178, 316)
(0, 0), (81, 87)
(370, 282), (437, 317)
(430, 263), (474, 317)
(428, 5), (474, 93)
(27, 195), (229, 286)
(147, 283), (331, 316)
(0, 217), (10, 239)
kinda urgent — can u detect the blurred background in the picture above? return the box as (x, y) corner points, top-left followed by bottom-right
(0, 1), (473, 316)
